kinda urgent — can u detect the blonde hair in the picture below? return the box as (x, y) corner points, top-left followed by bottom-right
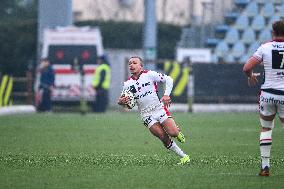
(129, 56), (143, 66)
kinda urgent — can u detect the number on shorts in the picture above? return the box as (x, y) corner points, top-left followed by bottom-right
(143, 117), (152, 127)
(272, 50), (284, 69)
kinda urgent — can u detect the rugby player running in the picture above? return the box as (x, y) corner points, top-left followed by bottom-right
(118, 56), (190, 165)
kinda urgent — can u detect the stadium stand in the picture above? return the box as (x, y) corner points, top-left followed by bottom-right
(279, 4), (284, 17)
(258, 27), (272, 42)
(234, 0), (250, 8)
(241, 27), (256, 44)
(177, 0), (284, 63)
(244, 1), (259, 18)
(215, 41), (229, 57)
(231, 41), (246, 59)
(261, 2), (275, 18)
(224, 28), (240, 44)
(268, 14), (281, 26)
(251, 15), (266, 31)
(247, 41), (261, 56)
(272, 0), (284, 4)
(207, 0), (284, 63)
(224, 53), (235, 63)
(234, 14), (249, 30)
(255, 0), (266, 4)
(239, 54), (250, 63)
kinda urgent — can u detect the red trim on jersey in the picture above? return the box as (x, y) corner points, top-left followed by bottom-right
(130, 69), (149, 80)
(163, 106), (171, 116)
(154, 82), (158, 92)
(272, 38), (284, 42)
(252, 55), (262, 61)
(258, 90), (261, 113)
(262, 38), (284, 44)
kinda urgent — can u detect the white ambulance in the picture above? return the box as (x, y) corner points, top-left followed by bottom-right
(41, 26), (104, 102)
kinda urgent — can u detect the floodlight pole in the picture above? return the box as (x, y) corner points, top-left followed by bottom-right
(37, 0), (73, 61)
(143, 0), (157, 70)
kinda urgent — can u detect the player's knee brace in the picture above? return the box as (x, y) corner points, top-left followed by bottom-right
(260, 118), (274, 129)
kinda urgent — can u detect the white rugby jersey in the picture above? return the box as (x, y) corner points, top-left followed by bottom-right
(122, 70), (173, 114)
(253, 39), (284, 91)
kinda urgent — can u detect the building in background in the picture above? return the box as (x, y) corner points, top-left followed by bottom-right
(73, 0), (233, 25)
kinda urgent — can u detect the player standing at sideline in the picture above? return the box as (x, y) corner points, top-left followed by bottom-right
(118, 56), (190, 165)
(243, 20), (284, 176)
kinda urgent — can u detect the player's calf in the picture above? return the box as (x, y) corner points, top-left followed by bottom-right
(259, 127), (272, 172)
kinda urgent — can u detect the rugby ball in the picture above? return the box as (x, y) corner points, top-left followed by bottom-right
(121, 89), (136, 109)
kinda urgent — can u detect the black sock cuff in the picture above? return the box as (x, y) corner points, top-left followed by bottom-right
(166, 140), (173, 149)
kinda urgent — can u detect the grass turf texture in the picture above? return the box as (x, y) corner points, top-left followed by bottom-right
(0, 112), (283, 189)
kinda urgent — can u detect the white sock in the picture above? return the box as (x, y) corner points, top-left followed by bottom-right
(260, 130), (272, 169)
(169, 141), (186, 158)
(261, 150), (270, 169)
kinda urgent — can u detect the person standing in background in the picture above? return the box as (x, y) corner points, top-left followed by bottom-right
(37, 58), (55, 112)
(92, 55), (111, 112)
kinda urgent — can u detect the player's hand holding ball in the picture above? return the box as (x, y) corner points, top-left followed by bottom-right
(118, 95), (129, 105)
(118, 89), (136, 109)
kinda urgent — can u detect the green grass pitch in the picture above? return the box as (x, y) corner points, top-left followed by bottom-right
(0, 112), (283, 189)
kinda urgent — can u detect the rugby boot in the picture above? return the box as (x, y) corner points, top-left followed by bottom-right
(177, 155), (190, 165)
(259, 166), (270, 176)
